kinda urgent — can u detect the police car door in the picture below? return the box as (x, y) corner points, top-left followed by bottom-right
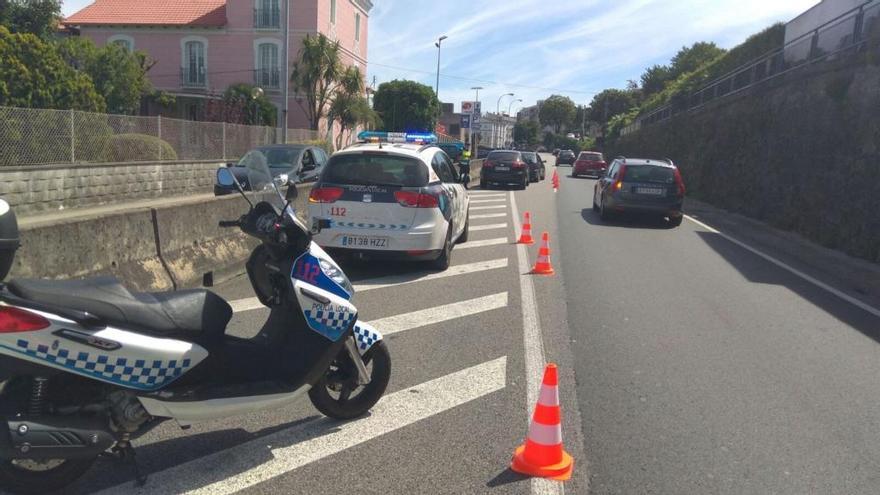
(432, 152), (464, 238)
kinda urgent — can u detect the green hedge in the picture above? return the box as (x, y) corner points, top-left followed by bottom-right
(103, 133), (177, 162)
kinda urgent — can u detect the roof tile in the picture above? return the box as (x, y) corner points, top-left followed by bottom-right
(65, 0), (227, 27)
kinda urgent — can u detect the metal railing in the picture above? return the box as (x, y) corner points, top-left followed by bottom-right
(623, 0), (880, 136)
(254, 8), (280, 28)
(254, 68), (281, 89)
(180, 67), (207, 88)
(0, 106), (321, 166)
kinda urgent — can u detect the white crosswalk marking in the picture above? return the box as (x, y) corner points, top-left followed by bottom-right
(471, 204), (508, 211)
(469, 223), (508, 232)
(95, 358), (508, 495)
(229, 297), (264, 313)
(457, 237), (509, 250)
(471, 199), (507, 204)
(467, 193), (506, 198)
(367, 292), (508, 336)
(470, 212), (507, 219)
(354, 258), (508, 292)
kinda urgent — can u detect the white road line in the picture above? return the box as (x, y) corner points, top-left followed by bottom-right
(354, 258), (509, 292)
(510, 191), (563, 495)
(468, 193), (507, 198)
(469, 223), (508, 232)
(98, 358), (508, 495)
(229, 297), (264, 313)
(470, 212), (508, 219)
(471, 199), (508, 204)
(367, 292), (508, 335)
(471, 205), (508, 211)
(457, 237), (510, 250)
(685, 215), (880, 319)
(229, 259), (510, 313)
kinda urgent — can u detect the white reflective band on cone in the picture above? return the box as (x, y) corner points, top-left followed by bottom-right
(537, 385), (559, 407)
(528, 420), (563, 446)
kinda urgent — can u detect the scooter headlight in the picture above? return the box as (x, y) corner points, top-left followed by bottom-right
(318, 256), (353, 295)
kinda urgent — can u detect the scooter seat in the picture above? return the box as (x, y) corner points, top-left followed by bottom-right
(7, 277), (232, 341)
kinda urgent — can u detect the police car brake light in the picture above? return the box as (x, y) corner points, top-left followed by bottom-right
(393, 191), (439, 208)
(309, 187), (343, 203)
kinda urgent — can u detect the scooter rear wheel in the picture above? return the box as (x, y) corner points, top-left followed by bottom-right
(0, 457), (96, 495)
(308, 341), (391, 420)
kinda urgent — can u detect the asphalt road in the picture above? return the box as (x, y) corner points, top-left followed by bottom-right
(556, 167), (880, 494)
(63, 157), (589, 495)
(50, 154), (880, 494)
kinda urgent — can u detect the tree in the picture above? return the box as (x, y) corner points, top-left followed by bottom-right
(538, 95), (576, 134)
(0, 26), (104, 111)
(216, 83), (277, 125)
(57, 37), (153, 114)
(588, 89), (639, 125)
(372, 79), (438, 132)
(640, 64), (673, 95)
(290, 34), (348, 131)
(330, 94), (377, 149)
(0, 0), (60, 39)
(669, 42), (725, 79)
(513, 120), (540, 146)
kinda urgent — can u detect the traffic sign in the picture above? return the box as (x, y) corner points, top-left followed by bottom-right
(461, 101), (475, 115)
(460, 115), (471, 129)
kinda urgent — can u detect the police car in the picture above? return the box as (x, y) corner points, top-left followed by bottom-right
(308, 132), (470, 270)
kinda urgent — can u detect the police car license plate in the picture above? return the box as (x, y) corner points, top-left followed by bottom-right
(637, 187), (665, 195)
(341, 235), (388, 248)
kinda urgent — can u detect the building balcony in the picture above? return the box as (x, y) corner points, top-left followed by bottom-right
(180, 67), (206, 88)
(253, 68), (281, 89)
(254, 8), (280, 29)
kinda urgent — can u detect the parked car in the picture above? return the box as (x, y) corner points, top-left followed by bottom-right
(214, 144), (328, 196)
(557, 149), (576, 165)
(572, 151), (607, 178)
(308, 138), (469, 270)
(592, 157), (686, 227)
(521, 151), (546, 182)
(480, 150), (530, 190)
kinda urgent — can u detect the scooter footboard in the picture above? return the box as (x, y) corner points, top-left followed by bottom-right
(351, 321), (383, 355)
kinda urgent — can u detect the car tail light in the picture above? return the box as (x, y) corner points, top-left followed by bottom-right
(512, 161), (526, 169)
(394, 191), (439, 208)
(613, 164), (627, 191)
(483, 160), (494, 168)
(674, 168), (686, 197)
(309, 187), (343, 203)
(0, 307), (51, 333)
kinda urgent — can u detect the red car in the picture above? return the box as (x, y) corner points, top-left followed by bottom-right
(572, 151), (607, 178)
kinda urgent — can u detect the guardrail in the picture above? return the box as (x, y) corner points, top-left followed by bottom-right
(623, 0), (880, 136)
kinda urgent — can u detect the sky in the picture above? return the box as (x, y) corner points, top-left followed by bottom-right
(62, 0), (818, 113)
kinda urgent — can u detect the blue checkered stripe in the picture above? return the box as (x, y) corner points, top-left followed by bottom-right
(334, 222), (408, 230)
(352, 323), (381, 352)
(14, 339), (192, 390)
(303, 307), (356, 331)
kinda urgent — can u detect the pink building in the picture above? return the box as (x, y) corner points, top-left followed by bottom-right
(64, 0), (371, 130)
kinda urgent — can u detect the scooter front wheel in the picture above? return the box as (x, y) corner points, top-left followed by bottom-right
(0, 457), (96, 495)
(309, 340), (391, 420)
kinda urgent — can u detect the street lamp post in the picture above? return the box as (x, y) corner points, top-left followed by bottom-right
(435, 35), (448, 119)
(496, 93), (514, 147)
(507, 99), (522, 147)
(470, 86), (483, 154)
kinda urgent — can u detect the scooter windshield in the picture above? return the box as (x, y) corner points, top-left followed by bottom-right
(243, 151), (285, 210)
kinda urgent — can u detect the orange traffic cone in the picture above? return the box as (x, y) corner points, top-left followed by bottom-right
(552, 170), (560, 192)
(511, 363), (573, 481)
(518, 212), (535, 244)
(531, 232), (555, 275)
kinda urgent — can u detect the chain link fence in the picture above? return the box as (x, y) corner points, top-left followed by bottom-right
(0, 106), (320, 166)
(624, 0), (880, 136)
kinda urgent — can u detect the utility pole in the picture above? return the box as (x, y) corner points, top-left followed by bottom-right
(281, 0), (290, 143)
(470, 86), (482, 155)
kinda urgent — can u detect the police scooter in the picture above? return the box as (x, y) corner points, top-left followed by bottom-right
(0, 157), (389, 494)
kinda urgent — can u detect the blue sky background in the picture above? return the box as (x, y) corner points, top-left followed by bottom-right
(62, 0), (818, 113)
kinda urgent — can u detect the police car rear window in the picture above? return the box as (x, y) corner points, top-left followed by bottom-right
(323, 154), (428, 187)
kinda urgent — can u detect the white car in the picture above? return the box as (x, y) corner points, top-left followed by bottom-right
(307, 137), (470, 270)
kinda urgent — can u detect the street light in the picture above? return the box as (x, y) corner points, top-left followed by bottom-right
(434, 35), (448, 100)
(508, 98), (522, 116)
(496, 93), (514, 147)
(496, 92), (514, 114)
(470, 86), (483, 154)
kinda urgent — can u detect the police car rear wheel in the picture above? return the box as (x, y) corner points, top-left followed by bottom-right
(431, 225), (453, 271)
(308, 341), (391, 420)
